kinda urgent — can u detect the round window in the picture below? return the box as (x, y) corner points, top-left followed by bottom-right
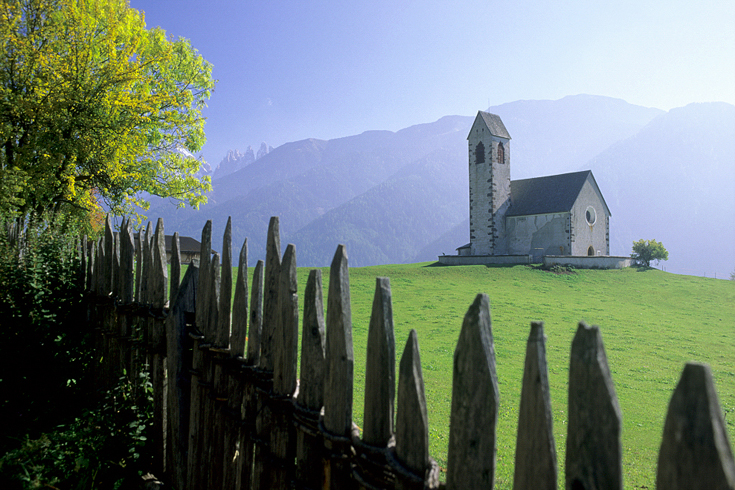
(585, 206), (596, 225)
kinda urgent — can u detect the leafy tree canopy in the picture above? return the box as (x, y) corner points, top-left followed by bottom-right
(0, 0), (214, 223)
(631, 239), (669, 267)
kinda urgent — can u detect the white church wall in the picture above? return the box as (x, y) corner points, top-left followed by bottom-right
(506, 212), (571, 262)
(570, 178), (610, 256)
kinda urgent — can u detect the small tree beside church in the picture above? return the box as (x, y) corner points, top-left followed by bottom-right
(631, 239), (669, 267)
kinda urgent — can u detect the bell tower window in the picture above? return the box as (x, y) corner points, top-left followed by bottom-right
(497, 142), (505, 164)
(475, 142), (485, 164)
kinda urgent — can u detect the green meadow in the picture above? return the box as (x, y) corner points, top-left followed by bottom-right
(209, 261), (734, 489)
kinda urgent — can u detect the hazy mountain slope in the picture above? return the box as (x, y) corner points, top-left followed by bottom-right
(489, 94), (664, 179)
(413, 217), (470, 262)
(287, 148), (467, 267)
(588, 102), (735, 278)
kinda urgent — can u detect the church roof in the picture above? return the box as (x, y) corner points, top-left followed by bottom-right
(507, 170), (608, 217)
(477, 111), (511, 139)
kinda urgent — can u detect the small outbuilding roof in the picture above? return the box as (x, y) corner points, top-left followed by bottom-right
(475, 111), (512, 140)
(126, 232), (215, 254)
(164, 235), (204, 254)
(507, 170), (610, 217)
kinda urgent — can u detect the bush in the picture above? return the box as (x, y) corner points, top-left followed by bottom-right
(631, 239), (669, 267)
(0, 214), (92, 451)
(0, 371), (153, 490)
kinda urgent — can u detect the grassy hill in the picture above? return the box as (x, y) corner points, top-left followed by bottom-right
(199, 259), (734, 488)
(281, 262), (733, 488)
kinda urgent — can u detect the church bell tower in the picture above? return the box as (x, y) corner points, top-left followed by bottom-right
(468, 111), (511, 255)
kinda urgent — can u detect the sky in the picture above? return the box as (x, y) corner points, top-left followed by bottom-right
(128, 0), (735, 168)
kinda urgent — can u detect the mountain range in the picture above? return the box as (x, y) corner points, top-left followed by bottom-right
(143, 94), (735, 279)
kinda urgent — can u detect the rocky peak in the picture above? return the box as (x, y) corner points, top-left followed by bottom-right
(214, 142), (273, 179)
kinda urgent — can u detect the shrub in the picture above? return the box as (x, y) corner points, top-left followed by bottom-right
(631, 239), (669, 267)
(0, 371), (153, 490)
(0, 213), (92, 451)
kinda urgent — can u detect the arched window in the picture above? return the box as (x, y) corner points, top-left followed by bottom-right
(587, 246), (595, 256)
(497, 142), (505, 164)
(475, 142), (485, 164)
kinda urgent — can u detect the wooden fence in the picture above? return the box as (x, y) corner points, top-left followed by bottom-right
(81, 215), (735, 490)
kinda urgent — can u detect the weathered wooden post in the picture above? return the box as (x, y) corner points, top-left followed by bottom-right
(223, 238), (248, 489)
(103, 216), (116, 387)
(446, 293), (499, 490)
(210, 218), (233, 490)
(200, 251), (221, 485)
(295, 269), (326, 489)
(565, 322), (622, 490)
(354, 277), (396, 489)
(165, 260), (197, 490)
(252, 217), (282, 490)
(149, 218), (168, 475)
(130, 222), (152, 388)
(170, 232), (181, 307)
(165, 231), (181, 483)
(79, 234), (87, 290)
(393, 329), (440, 490)
(187, 220), (212, 489)
(513, 321), (557, 490)
(118, 219), (136, 383)
(240, 258), (264, 489)
(657, 362), (735, 490)
(321, 244), (358, 490)
(93, 237), (106, 390)
(270, 243), (299, 489)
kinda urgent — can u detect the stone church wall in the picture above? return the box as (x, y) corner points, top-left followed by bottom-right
(506, 212), (571, 263)
(570, 178), (609, 256)
(468, 127), (510, 256)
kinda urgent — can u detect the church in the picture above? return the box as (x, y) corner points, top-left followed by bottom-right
(440, 111), (627, 267)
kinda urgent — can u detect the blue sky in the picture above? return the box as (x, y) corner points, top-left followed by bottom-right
(129, 0), (735, 167)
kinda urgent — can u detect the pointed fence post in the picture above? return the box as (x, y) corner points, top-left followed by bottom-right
(80, 234), (87, 289)
(111, 224), (122, 381)
(565, 322), (622, 490)
(230, 238), (249, 358)
(165, 262), (197, 490)
(446, 293), (499, 490)
(104, 215), (114, 295)
(295, 269), (326, 489)
(657, 362), (735, 490)
(240, 258), (264, 489)
(223, 238), (248, 489)
(170, 233), (181, 307)
(149, 218), (168, 475)
(118, 220), (136, 381)
(94, 237), (106, 390)
(261, 216), (281, 371)
(252, 219), (282, 490)
(187, 220), (212, 490)
(210, 219), (233, 490)
(103, 216), (116, 386)
(513, 322), (557, 490)
(135, 228), (142, 303)
(393, 329), (440, 490)
(201, 252), (221, 486)
(321, 244), (357, 490)
(268, 243), (299, 489)
(165, 230), (181, 481)
(354, 277), (397, 489)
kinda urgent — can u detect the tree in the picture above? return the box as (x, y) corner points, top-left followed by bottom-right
(631, 239), (669, 267)
(0, 0), (215, 223)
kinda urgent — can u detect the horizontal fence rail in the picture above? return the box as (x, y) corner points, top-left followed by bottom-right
(81, 215), (735, 490)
